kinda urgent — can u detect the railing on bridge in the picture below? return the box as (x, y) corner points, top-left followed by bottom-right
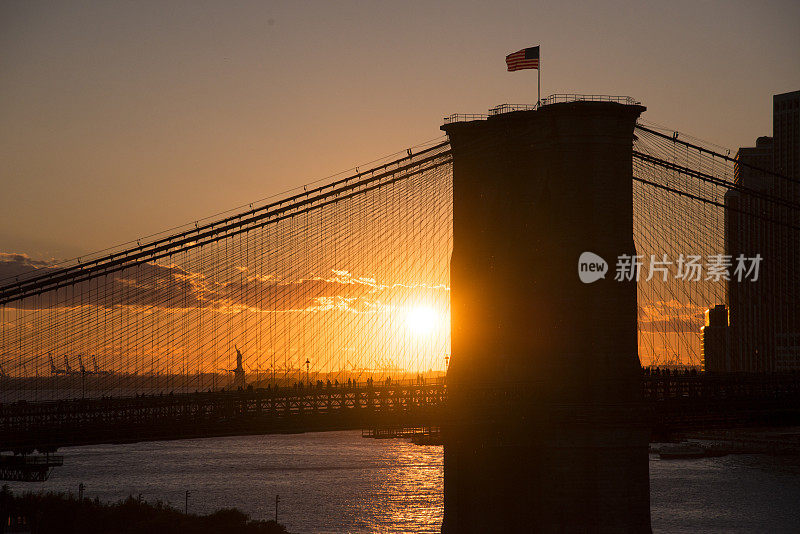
(3, 373), (800, 455)
(0, 381), (448, 453)
(443, 94), (641, 124)
(540, 93), (641, 106)
(488, 103), (538, 116)
(442, 112), (488, 124)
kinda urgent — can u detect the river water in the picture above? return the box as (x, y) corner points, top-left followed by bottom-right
(5, 431), (800, 533)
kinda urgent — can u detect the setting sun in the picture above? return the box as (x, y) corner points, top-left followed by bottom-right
(405, 306), (439, 335)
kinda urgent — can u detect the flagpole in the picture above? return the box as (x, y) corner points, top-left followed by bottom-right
(537, 48), (541, 107)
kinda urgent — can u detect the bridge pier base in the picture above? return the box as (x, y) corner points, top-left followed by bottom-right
(443, 404), (651, 532)
(441, 100), (651, 533)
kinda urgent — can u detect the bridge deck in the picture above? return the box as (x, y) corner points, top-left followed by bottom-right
(2, 374), (800, 453)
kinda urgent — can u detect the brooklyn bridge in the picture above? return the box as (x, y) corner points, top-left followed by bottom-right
(2, 95), (798, 531)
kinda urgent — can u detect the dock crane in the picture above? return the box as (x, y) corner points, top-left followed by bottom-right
(92, 355), (113, 375)
(49, 353), (67, 375)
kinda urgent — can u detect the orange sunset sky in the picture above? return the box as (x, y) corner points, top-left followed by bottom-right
(2, 1), (799, 261)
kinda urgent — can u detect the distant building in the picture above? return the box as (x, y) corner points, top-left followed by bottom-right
(772, 90), (800, 368)
(774, 90), (800, 180)
(724, 90), (800, 372)
(735, 136), (775, 184)
(726, 136), (774, 371)
(702, 304), (730, 372)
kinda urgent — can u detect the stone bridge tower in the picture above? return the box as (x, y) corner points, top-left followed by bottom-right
(441, 100), (651, 533)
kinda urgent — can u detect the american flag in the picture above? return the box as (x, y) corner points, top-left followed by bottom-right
(506, 46), (539, 71)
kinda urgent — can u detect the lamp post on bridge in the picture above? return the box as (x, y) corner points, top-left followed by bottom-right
(305, 358), (310, 387)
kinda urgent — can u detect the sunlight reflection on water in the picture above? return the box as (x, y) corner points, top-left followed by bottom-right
(8, 431), (443, 533)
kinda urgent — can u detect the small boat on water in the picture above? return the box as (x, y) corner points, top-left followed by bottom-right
(411, 433), (442, 446)
(658, 443), (707, 460)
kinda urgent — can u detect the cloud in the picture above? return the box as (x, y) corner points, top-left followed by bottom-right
(209, 268), (447, 314)
(0, 252), (448, 314)
(638, 318), (703, 333)
(0, 253), (59, 284)
(638, 299), (705, 333)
